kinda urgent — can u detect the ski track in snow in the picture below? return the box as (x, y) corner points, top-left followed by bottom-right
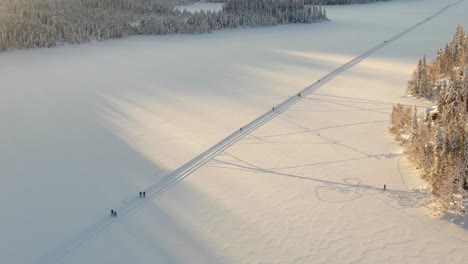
(36, 1), (464, 263)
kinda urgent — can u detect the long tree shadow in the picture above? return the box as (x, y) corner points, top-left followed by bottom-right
(441, 202), (468, 231)
(241, 119), (388, 142)
(209, 154), (426, 209)
(309, 98), (392, 115)
(288, 108), (390, 113)
(37, 92), (251, 264)
(311, 93), (429, 108)
(50, 181), (230, 264)
(273, 114), (388, 158)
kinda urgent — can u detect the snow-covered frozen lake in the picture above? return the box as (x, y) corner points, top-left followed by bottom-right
(1, 0), (468, 263)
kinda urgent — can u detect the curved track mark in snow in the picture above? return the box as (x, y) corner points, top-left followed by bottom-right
(37, 1), (464, 263)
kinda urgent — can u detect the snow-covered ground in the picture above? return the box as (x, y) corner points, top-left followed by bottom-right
(1, 0), (468, 263)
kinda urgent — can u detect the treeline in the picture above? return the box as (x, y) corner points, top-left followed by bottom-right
(304, 0), (389, 4)
(222, 0), (327, 24)
(141, 0), (327, 34)
(0, 0), (327, 52)
(208, 0), (390, 5)
(390, 26), (468, 215)
(408, 25), (468, 99)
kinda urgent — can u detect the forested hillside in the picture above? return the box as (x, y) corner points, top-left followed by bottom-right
(208, 0), (390, 5)
(390, 26), (468, 215)
(0, 0), (327, 52)
(304, 0), (389, 4)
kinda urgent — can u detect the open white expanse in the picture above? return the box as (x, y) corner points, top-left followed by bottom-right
(1, 0), (468, 263)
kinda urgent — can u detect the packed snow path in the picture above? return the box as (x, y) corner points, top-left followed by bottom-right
(37, 1), (464, 263)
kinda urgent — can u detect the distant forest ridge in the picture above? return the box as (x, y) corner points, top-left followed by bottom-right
(0, 0), (327, 52)
(305, 0), (390, 4)
(206, 0), (390, 5)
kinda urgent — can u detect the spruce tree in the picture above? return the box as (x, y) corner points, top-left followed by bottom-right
(411, 106), (419, 141)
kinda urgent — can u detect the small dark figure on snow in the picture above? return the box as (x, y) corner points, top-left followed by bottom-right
(240, 128), (243, 132)
(113, 211), (117, 217)
(383, 184), (386, 190)
(272, 107), (275, 111)
(111, 209), (114, 216)
(298, 93), (301, 97)
(143, 192), (146, 197)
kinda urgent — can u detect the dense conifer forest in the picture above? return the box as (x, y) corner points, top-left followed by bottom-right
(304, 0), (389, 4)
(209, 0), (389, 4)
(0, 0), (327, 52)
(390, 26), (468, 214)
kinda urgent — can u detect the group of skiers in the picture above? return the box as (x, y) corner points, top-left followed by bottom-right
(110, 191), (147, 217)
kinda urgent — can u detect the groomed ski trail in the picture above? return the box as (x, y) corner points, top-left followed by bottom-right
(37, 1), (464, 263)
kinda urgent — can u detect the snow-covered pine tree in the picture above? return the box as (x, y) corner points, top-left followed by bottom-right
(463, 130), (468, 189)
(443, 133), (451, 156)
(434, 124), (443, 154)
(452, 127), (460, 155)
(416, 59), (423, 96)
(420, 56), (430, 98)
(411, 106), (419, 141)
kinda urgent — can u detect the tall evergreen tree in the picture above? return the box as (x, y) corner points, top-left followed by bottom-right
(411, 106), (419, 141)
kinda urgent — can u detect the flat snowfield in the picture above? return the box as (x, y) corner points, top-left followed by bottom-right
(1, 0), (468, 263)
